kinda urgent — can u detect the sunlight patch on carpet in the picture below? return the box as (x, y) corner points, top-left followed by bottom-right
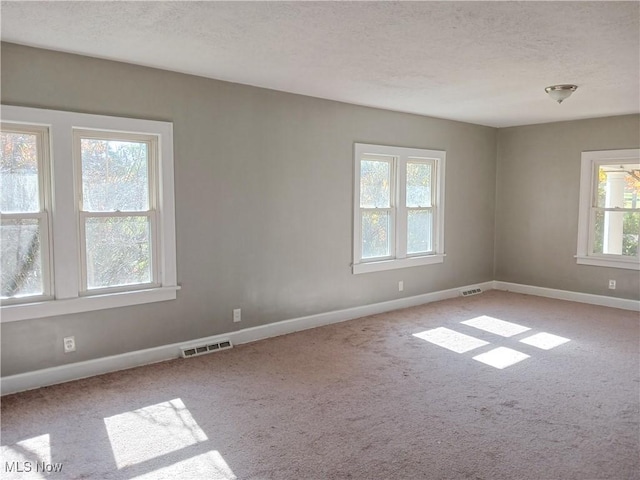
(104, 398), (207, 469)
(129, 450), (236, 480)
(0, 434), (51, 479)
(473, 347), (529, 369)
(461, 315), (530, 337)
(520, 332), (570, 350)
(413, 327), (489, 353)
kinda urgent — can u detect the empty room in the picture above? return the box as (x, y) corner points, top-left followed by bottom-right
(1, 2), (639, 479)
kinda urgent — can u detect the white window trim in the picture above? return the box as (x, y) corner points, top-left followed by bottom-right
(576, 148), (640, 271)
(1, 105), (179, 322)
(353, 143), (445, 274)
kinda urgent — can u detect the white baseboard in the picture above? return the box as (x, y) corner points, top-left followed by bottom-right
(2, 279), (637, 395)
(492, 281), (640, 312)
(0, 281), (494, 396)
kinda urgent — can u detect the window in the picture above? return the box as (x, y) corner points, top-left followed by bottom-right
(1, 106), (178, 322)
(75, 131), (157, 293)
(577, 149), (640, 270)
(1, 124), (52, 302)
(353, 143), (445, 274)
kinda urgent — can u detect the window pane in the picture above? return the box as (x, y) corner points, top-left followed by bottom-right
(1, 218), (43, 298)
(593, 210), (639, 256)
(360, 160), (391, 208)
(1, 131), (40, 213)
(407, 209), (433, 254)
(81, 138), (149, 212)
(85, 216), (151, 289)
(406, 162), (432, 207)
(361, 211), (390, 259)
(596, 164), (640, 209)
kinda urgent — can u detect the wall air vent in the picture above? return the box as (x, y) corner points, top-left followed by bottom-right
(181, 340), (233, 358)
(460, 288), (483, 297)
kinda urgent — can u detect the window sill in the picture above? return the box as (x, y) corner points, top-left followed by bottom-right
(0, 286), (181, 323)
(353, 254), (445, 274)
(575, 255), (640, 271)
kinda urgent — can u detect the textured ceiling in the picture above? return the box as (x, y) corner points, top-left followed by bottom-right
(1, 1), (639, 127)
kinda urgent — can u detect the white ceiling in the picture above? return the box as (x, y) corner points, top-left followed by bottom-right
(1, 1), (639, 127)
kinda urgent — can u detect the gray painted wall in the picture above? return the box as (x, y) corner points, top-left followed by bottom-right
(495, 115), (640, 299)
(1, 43), (497, 376)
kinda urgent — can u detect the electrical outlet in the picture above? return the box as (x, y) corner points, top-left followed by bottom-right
(398, 281), (404, 292)
(608, 279), (616, 290)
(63, 336), (76, 353)
(233, 308), (241, 323)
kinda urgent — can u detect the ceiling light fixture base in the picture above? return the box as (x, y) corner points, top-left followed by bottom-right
(545, 84), (578, 104)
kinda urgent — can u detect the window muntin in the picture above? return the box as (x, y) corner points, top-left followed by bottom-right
(0, 124), (52, 302)
(577, 149), (640, 270)
(354, 143), (445, 274)
(75, 131), (158, 292)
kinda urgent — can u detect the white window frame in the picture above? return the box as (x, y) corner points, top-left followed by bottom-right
(353, 143), (445, 274)
(1, 106), (178, 322)
(74, 129), (160, 294)
(0, 123), (54, 303)
(576, 148), (640, 270)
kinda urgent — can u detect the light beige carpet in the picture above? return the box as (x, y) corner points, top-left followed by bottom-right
(1, 291), (639, 479)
